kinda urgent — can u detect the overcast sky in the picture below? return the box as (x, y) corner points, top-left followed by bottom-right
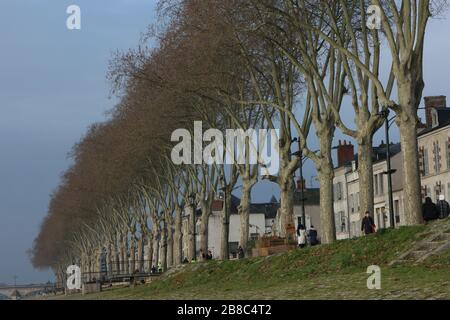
(0, 0), (158, 285)
(0, 1), (449, 285)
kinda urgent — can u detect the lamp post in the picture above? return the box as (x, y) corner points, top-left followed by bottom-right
(291, 138), (318, 228)
(378, 109), (396, 229)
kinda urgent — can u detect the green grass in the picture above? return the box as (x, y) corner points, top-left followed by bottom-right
(48, 224), (450, 300)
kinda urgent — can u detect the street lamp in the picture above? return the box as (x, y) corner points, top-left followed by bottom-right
(376, 105), (430, 228)
(291, 138), (317, 228)
(378, 109), (397, 229)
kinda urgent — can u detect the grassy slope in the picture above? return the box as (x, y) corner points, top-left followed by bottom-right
(56, 223), (450, 300)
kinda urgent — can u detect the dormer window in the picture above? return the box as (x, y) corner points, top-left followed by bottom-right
(432, 109), (439, 128)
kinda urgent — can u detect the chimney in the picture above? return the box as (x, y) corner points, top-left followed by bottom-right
(337, 140), (354, 167)
(424, 96), (446, 128)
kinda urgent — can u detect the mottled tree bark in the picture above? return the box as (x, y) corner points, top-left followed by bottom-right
(220, 192), (232, 260)
(173, 206), (183, 266)
(358, 137), (375, 221)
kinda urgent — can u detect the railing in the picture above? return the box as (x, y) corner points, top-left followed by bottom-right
(78, 260), (163, 284)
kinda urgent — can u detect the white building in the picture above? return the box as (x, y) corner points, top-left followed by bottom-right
(418, 96), (450, 202)
(182, 195), (279, 259)
(182, 187), (322, 259)
(333, 95), (450, 239)
(333, 140), (405, 239)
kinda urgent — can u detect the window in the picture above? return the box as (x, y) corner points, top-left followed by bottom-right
(447, 183), (450, 202)
(250, 233), (259, 241)
(423, 148), (430, 176)
(297, 216), (303, 229)
(228, 242), (239, 258)
(349, 194), (354, 213)
(374, 175), (379, 195)
(432, 111), (438, 127)
(434, 142), (441, 174)
(394, 200), (400, 224)
(446, 142), (450, 170)
(379, 174), (384, 194)
(356, 192), (360, 211)
(339, 212), (346, 233)
(334, 182), (343, 200)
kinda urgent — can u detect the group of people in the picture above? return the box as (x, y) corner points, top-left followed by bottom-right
(422, 195), (450, 222)
(296, 224), (319, 248)
(150, 262), (163, 274)
(360, 193), (450, 237)
(199, 249), (214, 261)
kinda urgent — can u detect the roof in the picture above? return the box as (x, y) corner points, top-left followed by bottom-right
(418, 107), (450, 136)
(248, 202), (279, 219)
(371, 143), (402, 164)
(209, 195), (280, 219)
(293, 188), (320, 206)
(336, 143), (402, 170)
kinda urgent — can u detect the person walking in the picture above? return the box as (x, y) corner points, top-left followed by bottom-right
(297, 224), (307, 248)
(307, 225), (319, 246)
(436, 195), (450, 219)
(422, 197), (439, 223)
(237, 246), (245, 259)
(361, 211), (375, 235)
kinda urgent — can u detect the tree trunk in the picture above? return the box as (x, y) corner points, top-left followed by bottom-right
(397, 104), (423, 225)
(119, 233), (126, 274)
(317, 128), (336, 244)
(124, 234), (129, 274)
(107, 242), (113, 276)
(146, 233), (153, 272)
(186, 205), (196, 261)
(199, 200), (211, 255)
(239, 182), (252, 256)
(129, 236), (136, 274)
(152, 229), (160, 268)
(358, 137), (375, 220)
(160, 223), (167, 271)
(220, 192), (232, 260)
(167, 226), (174, 268)
(279, 173), (295, 237)
(173, 207), (183, 266)
(137, 235), (144, 272)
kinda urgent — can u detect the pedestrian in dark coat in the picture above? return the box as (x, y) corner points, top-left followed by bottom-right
(436, 195), (450, 219)
(361, 211), (375, 235)
(307, 226), (319, 246)
(422, 197), (439, 222)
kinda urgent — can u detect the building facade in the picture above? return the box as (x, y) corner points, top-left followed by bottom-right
(333, 140), (405, 239)
(333, 95), (450, 239)
(418, 96), (450, 202)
